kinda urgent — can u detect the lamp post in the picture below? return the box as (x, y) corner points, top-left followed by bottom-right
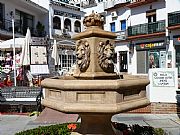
(10, 11), (17, 86)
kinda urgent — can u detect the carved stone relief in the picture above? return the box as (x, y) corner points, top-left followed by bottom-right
(83, 12), (104, 28)
(98, 40), (115, 72)
(76, 40), (90, 72)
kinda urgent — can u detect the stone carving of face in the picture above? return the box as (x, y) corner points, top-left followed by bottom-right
(98, 40), (115, 72)
(76, 40), (90, 72)
(104, 42), (114, 60)
(76, 43), (86, 60)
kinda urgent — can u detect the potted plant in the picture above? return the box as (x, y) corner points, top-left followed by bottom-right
(36, 21), (45, 37)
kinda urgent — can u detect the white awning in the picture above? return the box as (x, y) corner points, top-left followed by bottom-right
(0, 38), (25, 50)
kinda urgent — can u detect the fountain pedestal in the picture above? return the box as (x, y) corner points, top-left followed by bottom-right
(72, 114), (114, 135)
(42, 13), (150, 135)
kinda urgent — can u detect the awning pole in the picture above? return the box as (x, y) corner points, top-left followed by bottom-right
(11, 11), (16, 86)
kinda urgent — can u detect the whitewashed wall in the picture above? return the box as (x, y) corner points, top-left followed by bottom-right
(130, 0), (166, 26)
(0, 0), (48, 35)
(83, 2), (105, 16)
(31, 0), (50, 10)
(166, 0), (180, 14)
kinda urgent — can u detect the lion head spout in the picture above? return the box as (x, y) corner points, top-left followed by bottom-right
(98, 40), (115, 72)
(76, 40), (90, 72)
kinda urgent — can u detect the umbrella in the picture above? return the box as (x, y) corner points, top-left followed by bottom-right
(20, 28), (31, 66)
(0, 38), (24, 51)
(51, 39), (59, 65)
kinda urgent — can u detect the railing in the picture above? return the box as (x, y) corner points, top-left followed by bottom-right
(115, 30), (127, 40)
(0, 86), (41, 99)
(0, 86), (43, 112)
(129, 0), (155, 3)
(168, 11), (180, 27)
(0, 18), (12, 32)
(128, 20), (165, 36)
(80, 1), (97, 8)
(0, 18), (46, 37)
(105, 0), (130, 9)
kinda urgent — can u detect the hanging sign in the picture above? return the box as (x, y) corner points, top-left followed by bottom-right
(173, 35), (180, 45)
(136, 41), (165, 50)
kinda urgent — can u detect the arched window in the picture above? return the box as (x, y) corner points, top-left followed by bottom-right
(64, 18), (71, 31)
(53, 16), (61, 29)
(74, 21), (81, 33)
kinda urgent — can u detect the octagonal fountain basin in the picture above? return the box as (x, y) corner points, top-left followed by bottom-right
(42, 75), (149, 114)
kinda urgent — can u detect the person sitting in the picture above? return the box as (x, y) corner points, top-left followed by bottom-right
(4, 75), (12, 87)
(5, 53), (12, 67)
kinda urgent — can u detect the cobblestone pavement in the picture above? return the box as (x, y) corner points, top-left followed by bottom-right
(0, 109), (180, 135)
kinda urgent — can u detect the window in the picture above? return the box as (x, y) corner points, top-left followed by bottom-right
(114, 53), (117, 64)
(62, 54), (67, 68)
(74, 21), (81, 33)
(0, 2), (4, 29)
(110, 22), (115, 32)
(53, 17), (61, 29)
(121, 20), (126, 30)
(64, 18), (71, 31)
(119, 51), (128, 72)
(148, 15), (156, 23)
(146, 9), (156, 23)
(59, 52), (76, 71)
(137, 51), (148, 74)
(176, 46), (180, 76)
(15, 10), (34, 35)
(0, 2), (4, 21)
(137, 49), (165, 74)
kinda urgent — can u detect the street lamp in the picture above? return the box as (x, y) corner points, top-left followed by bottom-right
(10, 11), (17, 86)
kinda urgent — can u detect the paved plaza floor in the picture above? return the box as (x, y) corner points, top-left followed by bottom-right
(0, 109), (180, 135)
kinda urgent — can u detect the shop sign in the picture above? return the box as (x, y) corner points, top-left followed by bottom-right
(152, 71), (175, 87)
(136, 42), (165, 50)
(173, 35), (180, 45)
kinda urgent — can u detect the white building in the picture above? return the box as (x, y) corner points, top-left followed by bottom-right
(32, 0), (86, 73)
(0, 0), (48, 76)
(104, 0), (180, 114)
(0, 0), (48, 40)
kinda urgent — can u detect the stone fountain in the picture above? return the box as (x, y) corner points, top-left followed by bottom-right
(41, 13), (150, 135)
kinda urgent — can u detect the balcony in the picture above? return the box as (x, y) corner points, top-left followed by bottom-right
(115, 30), (127, 40)
(0, 18), (46, 37)
(126, 0), (157, 8)
(0, 18), (14, 35)
(51, 0), (81, 11)
(52, 28), (71, 38)
(104, 0), (130, 11)
(168, 11), (180, 30)
(80, 1), (97, 8)
(127, 20), (165, 38)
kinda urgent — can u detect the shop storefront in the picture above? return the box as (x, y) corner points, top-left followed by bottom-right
(173, 35), (180, 76)
(136, 40), (166, 74)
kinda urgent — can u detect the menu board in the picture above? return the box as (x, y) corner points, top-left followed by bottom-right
(30, 46), (47, 64)
(30, 65), (49, 75)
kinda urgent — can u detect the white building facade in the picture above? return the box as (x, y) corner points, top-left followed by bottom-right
(31, 0), (86, 73)
(104, 0), (180, 113)
(0, 0), (48, 40)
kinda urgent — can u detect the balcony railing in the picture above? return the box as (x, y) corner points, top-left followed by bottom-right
(128, 20), (165, 37)
(0, 18), (12, 32)
(168, 11), (180, 27)
(126, 0), (157, 8)
(115, 30), (127, 40)
(1, 86), (42, 99)
(0, 18), (46, 37)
